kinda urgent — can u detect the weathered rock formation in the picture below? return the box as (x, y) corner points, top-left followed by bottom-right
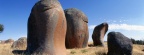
(26, 0), (67, 55)
(0, 40), (4, 44)
(107, 32), (133, 55)
(0, 39), (14, 44)
(92, 22), (108, 46)
(11, 37), (27, 50)
(5, 39), (14, 43)
(64, 8), (89, 48)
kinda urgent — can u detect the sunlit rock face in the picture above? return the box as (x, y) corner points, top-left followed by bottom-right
(107, 32), (133, 55)
(64, 8), (89, 48)
(92, 22), (108, 46)
(26, 0), (67, 55)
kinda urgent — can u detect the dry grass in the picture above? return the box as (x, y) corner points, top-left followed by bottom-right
(0, 43), (14, 55)
(0, 42), (143, 55)
(67, 47), (107, 55)
(132, 44), (144, 55)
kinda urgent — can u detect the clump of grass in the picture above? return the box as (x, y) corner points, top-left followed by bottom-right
(95, 51), (107, 55)
(70, 50), (76, 54)
(95, 47), (107, 55)
(81, 49), (87, 53)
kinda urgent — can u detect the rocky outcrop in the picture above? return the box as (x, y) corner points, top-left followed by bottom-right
(65, 8), (89, 48)
(11, 37), (27, 50)
(0, 39), (14, 44)
(92, 22), (108, 46)
(107, 32), (133, 55)
(0, 40), (4, 44)
(5, 39), (14, 43)
(26, 0), (67, 55)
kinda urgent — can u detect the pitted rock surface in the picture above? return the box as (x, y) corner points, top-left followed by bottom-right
(107, 32), (133, 55)
(92, 22), (108, 46)
(65, 8), (89, 48)
(26, 0), (67, 55)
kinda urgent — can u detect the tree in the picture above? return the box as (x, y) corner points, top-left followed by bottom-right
(0, 24), (4, 33)
(131, 38), (136, 44)
(131, 38), (144, 45)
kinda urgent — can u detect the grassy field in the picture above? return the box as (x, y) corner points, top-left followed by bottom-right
(0, 42), (143, 55)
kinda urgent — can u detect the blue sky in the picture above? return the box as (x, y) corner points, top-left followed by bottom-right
(0, 0), (144, 41)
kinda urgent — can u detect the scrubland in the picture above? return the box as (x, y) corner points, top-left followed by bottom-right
(0, 42), (143, 55)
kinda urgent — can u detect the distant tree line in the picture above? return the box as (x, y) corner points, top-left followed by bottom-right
(131, 38), (144, 45)
(0, 24), (4, 33)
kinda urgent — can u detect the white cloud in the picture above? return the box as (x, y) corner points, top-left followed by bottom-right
(89, 24), (144, 31)
(106, 19), (128, 23)
(109, 24), (144, 31)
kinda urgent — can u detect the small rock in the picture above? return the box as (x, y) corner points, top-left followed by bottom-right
(11, 37), (27, 50)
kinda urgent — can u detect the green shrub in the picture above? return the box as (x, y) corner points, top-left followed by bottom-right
(70, 50), (76, 54)
(81, 49), (87, 53)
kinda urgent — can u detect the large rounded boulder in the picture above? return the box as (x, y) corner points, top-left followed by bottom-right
(107, 32), (133, 55)
(11, 37), (27, 50)
(92, 22), (108, 46)
(26, 0), (67, 55)
(92, 23), (108, 46)
(64, 8), (89, 48)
